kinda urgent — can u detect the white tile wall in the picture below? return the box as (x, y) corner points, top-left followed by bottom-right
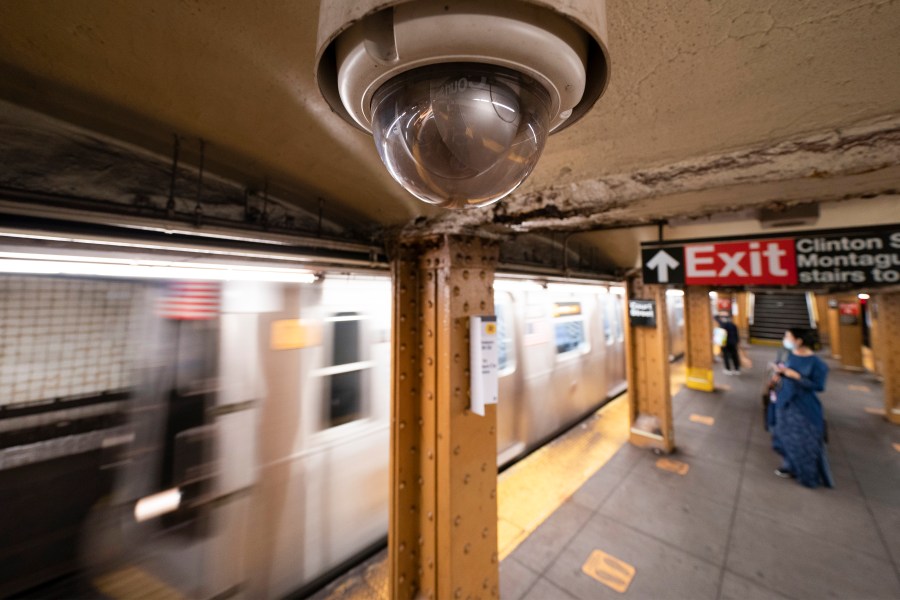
(0, 275), (145, 407)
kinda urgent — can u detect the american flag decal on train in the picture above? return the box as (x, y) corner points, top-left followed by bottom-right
(158, 281), (220, 320)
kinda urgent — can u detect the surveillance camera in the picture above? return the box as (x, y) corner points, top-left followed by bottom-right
(315, 0), (610, 209)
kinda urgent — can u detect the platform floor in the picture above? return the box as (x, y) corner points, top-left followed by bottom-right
(312, 344), (899, 600)
(501, 345), (900, 600)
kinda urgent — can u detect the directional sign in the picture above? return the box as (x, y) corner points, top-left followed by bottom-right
(641, 225), (899, 287)
(641, 247), (684, 285)
(628, 299), (657, 327)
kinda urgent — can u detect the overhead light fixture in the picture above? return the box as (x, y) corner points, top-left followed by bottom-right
(858, 293), (870, 300)
(0, 252), (317, 283)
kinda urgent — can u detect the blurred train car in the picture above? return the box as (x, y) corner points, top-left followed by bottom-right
(0, 262), (683, 598)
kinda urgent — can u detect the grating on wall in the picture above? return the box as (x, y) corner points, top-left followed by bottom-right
(0, 275), (145, 407)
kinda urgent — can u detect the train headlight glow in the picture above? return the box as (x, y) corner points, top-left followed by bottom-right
(134, 488), (182, 522)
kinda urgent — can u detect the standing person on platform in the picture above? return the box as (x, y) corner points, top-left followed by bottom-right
(772, 328), (833, 488)
(715, 312), (741, 375)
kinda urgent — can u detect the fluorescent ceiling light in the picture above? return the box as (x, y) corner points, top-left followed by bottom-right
(0, 252), (316, 283)
(858, 293), (870, 300)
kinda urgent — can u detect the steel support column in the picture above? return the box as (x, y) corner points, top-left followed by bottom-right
(826, 295), (842, 359)
(625, 278), (673, 452)
(875, 292), (900, 425)
(836, 295), (864, 370)
(684, 286), (714, 392)
(390, 235), (500, 599)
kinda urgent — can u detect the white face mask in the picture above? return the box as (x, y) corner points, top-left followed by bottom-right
(783, 338), (795, 351)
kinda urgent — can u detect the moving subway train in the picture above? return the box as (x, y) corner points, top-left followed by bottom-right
(0, 264), (685, 598)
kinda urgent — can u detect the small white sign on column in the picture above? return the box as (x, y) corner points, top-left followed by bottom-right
(470, 315), (499, 416)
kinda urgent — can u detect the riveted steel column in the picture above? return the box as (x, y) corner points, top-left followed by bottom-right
(684, 286), (714, 392)
(875, 292), (900, 425)
(826, 295), (842, 359)
(624, 277), (674, 453)
(390, 235), (499, 599)
(835, 295), (864, 370)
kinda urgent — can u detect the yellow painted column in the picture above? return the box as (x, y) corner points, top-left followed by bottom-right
(876, 292), (900, 425)
(390, 236), (499, 599)
(814, 294), (831, 346)
(625, 278), (674, 453)
(836, 295), (864, 370)
(827, 295), (842, 359)
(684, 286), (715, 392)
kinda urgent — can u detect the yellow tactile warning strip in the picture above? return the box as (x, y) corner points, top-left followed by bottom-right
(497, 394), (631, 559)
(93, 566), (185, 600)
(321, 363), (686, 599)
(848, 384), (872, 393)
(655, 457), (690, 475)
(581, 549), (636, 593)
(689, 414), (715, 426)
(320, 554), (388, 600)
(497, 361), (686, 561)
(865, 407), (887, 416)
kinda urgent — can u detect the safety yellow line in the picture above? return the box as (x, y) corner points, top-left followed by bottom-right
(497, 362), (685, 560)
(93, 565), (185, 600)
(323, 363), (686, 598)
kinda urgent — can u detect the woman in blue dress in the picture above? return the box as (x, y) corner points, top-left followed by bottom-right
(772, 327), (834, 488)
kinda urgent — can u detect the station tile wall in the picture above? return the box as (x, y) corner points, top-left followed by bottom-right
(0, 275), (144, 406)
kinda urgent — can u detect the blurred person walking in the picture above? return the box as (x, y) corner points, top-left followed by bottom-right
(715, 311), (741, 374)
(771, 328), (833, 488)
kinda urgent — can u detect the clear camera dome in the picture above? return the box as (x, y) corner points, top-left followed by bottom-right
(371, 64), (551, 209)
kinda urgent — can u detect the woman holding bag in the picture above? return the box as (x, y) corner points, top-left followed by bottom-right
(771, 327), (833, 488)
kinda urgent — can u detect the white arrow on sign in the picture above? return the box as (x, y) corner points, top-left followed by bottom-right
(646, 250), (680, 283)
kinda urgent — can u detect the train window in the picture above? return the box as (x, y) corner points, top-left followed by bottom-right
(553, 301), (588, 355)
(322, 312), (368, 428)
(604, 298), (615, 345)
(614, 295), (625, 342)
(495, 299), (516, 372)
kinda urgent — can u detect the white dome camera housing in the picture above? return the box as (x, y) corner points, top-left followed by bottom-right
(315, 0), (610, 209)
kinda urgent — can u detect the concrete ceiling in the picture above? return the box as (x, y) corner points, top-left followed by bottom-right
(0, 0), (899, 270)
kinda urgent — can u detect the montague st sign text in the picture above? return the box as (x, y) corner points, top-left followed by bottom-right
(640, 225), (900, 287)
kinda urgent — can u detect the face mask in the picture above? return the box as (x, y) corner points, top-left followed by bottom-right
(783, 338), (795, 350)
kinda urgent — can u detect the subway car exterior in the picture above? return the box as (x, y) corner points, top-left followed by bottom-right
(0, 267), (676, 598)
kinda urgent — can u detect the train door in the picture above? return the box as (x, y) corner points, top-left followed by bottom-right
(549, 295), (592, 422)
(604, 289), (628, 396)
(495, 292), (523, 464)
(85, 282), (223, 598)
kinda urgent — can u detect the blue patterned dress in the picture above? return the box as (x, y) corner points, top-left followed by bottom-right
(774, 353), (834, 488)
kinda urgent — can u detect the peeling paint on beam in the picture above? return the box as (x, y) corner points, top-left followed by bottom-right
(419, 115), (900, 234)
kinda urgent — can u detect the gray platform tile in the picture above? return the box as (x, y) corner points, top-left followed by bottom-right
(499, 556), (541, 600)
(852, 463), (900, 505)
(544, 512), (720, 600)
(741, 439), (863, 499)
(520, 576), (578, 600)
(868, 499), (900, 570)
(675, 429), (748, 467)
(834, 429), (900, 474)
(600, 443), (650, 473)
(570, 463), (632, 511)
(509, 499), (594, 575)
(719, 571), (793, 600)
(599, 475), (733, 565)
(628, 450), (742, 509)
(736, 466), (883, 557)
(727, 509), (900, 599)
